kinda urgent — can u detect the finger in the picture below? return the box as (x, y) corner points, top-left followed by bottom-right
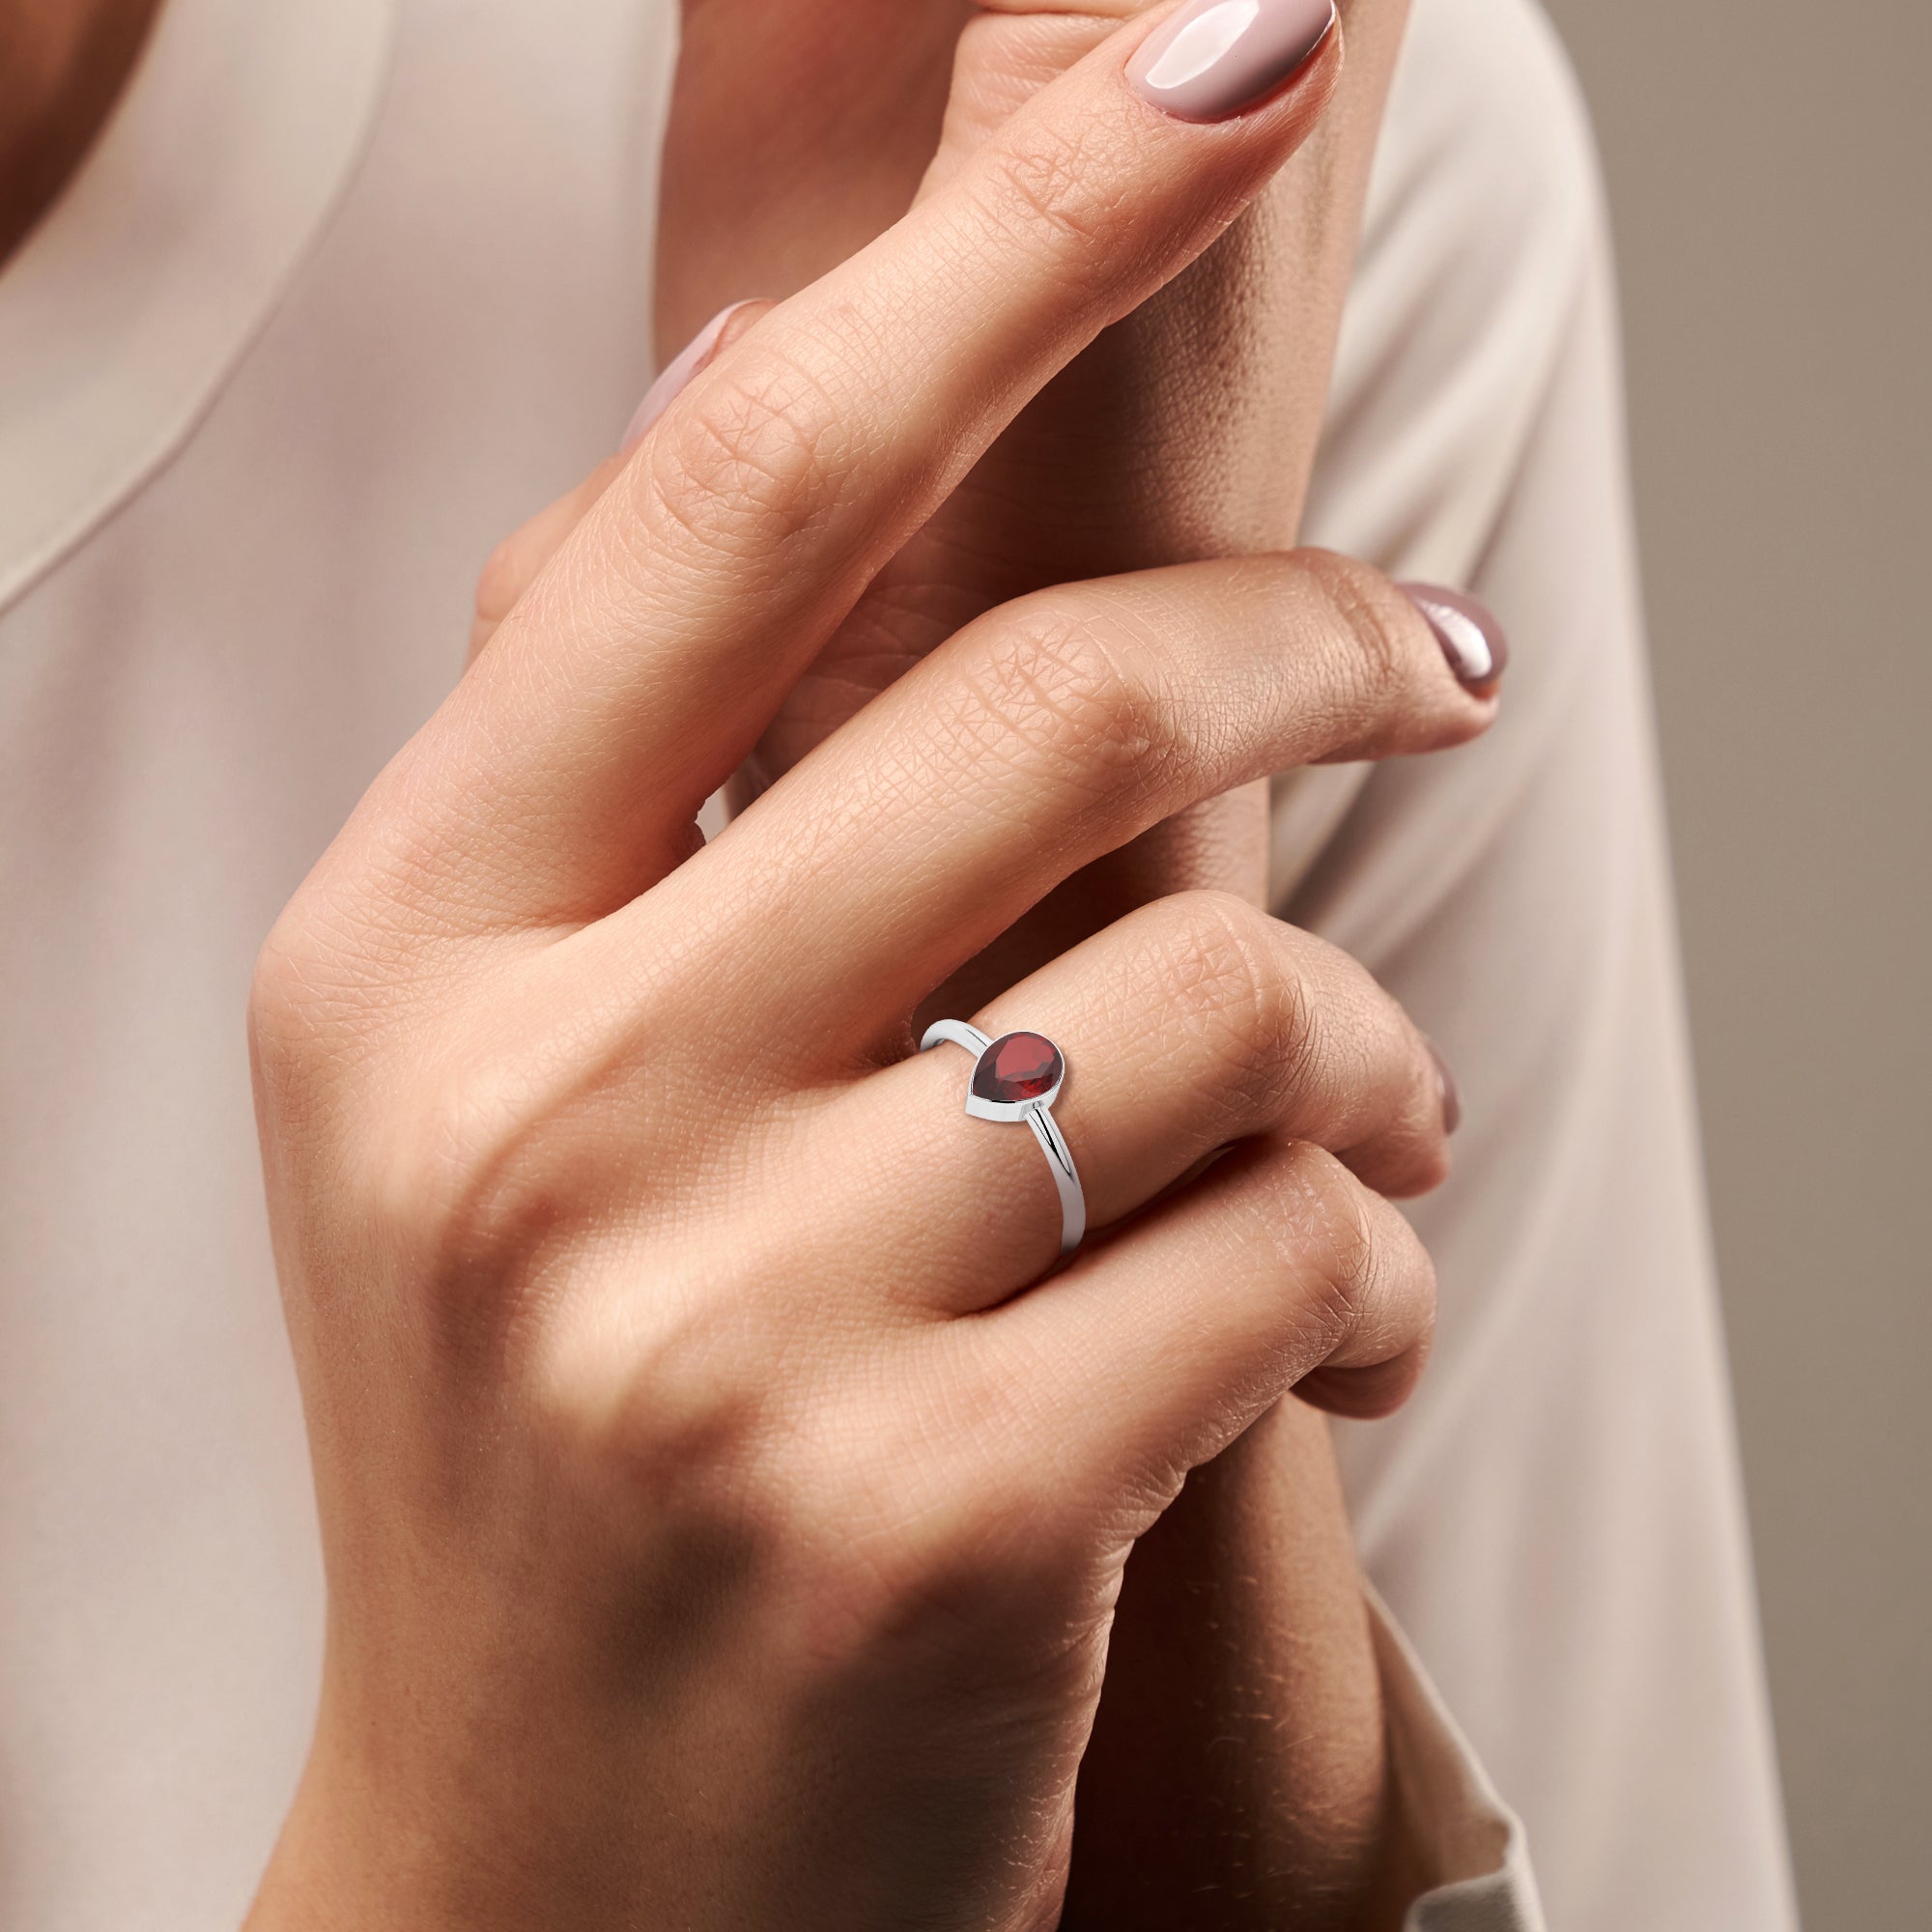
(358, 3), (1346, 931)
(922, 3), (1152, 198)
(468, 459), (623, 666)
(467, 302), (778, 667)
(985, 1135), (1435, 1520)
(810, 890), (1450, 1311)
(636, 552), (1500, 1059)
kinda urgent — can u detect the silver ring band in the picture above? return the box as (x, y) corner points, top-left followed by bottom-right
(921, 1020), (1087, 1257)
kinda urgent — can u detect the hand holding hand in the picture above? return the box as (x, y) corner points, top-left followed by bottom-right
(248, 16), (1495, 1928)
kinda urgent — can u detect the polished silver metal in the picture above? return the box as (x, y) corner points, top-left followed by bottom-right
(921, 1020), (1087, 1256)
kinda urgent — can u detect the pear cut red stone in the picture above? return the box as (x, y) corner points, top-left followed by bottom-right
(972, 1032), (1064, 1105)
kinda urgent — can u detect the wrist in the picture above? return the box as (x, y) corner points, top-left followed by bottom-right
(249, 1721), (526, 1932)
(1064, 1401), (1395, 1930)
(247, 1748), (377, 1932)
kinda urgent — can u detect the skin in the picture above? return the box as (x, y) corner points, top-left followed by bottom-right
(241, 19), (1496, 1930)
(0, 0), (162, 264)
(651, 4), (1427, 1920)
(484, 13), (1428, 1898)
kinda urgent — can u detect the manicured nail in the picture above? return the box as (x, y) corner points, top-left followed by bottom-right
(1400, 583), (1510, 691)
(1425, 1038), (1463, 1137)
(621, 300), (763, 453)
(1128, 0), (1337, 123)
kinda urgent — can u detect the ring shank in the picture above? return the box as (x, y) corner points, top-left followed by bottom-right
(1024, 1104), (1087, 1255)
(922, 1018), (993, 1059)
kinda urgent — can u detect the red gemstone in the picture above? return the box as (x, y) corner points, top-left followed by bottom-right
(972, 1032), (1064, 1105)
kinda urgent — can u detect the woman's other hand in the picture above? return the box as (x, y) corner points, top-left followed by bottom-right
(473, 8), (1459, 1922)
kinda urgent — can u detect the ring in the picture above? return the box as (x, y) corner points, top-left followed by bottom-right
(921, 1021), (1087, 1257)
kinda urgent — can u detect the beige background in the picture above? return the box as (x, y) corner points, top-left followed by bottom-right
(1537, 1), (1930, 1921)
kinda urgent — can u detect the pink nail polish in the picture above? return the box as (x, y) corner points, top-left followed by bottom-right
(1399, 583), (1511, 691)
(1425, 1037), (1463, 1136)
(1128, 0), (1337, 124)
(621, 300), (762, 454)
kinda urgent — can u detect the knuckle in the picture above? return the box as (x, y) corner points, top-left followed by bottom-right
(569, 1298), (769, 1492)
(639, 347), (844, 565)
(968, 600), (1178, 805)
(355, 1062), (657, 1380)
(1295, 549), (1428, 732)
(814, 1471), (1098, 1673)
(354, 1043), (551, 1277)
(1399, 1124), (1455, 1200)
(1321, 1170), (1387, 1331)
(1141, 893), (1315, 1122)
(247, 910), (326, 1074)
(538, 1303), (786, 1622)
(972, 118), (1132, 288)
(249, 930), (560, 1363)
(1278, 1142), (1386, 1345)
(1339, 994), (1458, 1201)
(1275, 1146), (1439, 1398)
(780, 1347), (1107, 1665)
(1397, 1048), (1457, 1195)
(352, 1009), (644, 1305)
(246, 894), (381, 1088)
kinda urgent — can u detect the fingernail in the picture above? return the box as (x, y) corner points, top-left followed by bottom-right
(621, 300), (763, 454)
(1425, 1038), (1463, 1137)
(1128, 0), (1337, 123)
(1400, 583), (1510, 692)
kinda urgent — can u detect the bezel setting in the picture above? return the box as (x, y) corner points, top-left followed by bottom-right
(964, 1031), (1066, 1122)
(921, 1017), (1085, 1257)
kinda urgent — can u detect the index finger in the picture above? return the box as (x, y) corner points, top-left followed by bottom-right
(353, 0), (1343, 937)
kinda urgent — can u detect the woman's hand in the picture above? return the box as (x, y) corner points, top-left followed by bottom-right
(494, 12), (1440, 1917)
(246, 16), (1494, 1929)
